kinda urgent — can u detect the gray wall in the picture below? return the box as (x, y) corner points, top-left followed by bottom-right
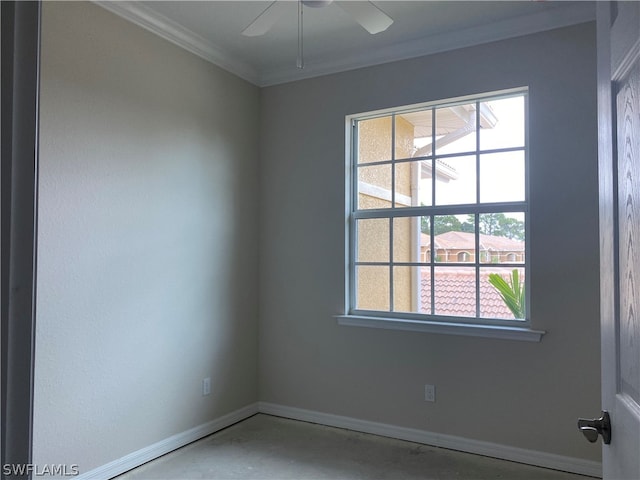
(34, 2), (259, 471)
(259, 22), (601, 461)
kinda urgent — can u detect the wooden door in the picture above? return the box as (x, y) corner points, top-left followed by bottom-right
(598, 2), (640, 478)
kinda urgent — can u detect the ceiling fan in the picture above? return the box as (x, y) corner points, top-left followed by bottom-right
(242, 1), (394, 68)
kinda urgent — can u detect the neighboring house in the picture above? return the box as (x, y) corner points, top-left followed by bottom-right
(416, 231), (525, 319)
(422, 231), (525, 263)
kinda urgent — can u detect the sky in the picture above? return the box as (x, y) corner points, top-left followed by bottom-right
(416, 95), (526, 217)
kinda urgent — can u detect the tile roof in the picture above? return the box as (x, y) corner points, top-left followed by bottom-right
(420, 269), (522, 319)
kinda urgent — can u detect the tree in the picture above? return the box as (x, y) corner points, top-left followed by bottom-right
(431, 215), (462, 235)
(497, 216), (525, 240)
(469, 213), (524, 241)
(478, 213), (500, 236)
(460, 219), (475, 234)
(423, 212), (524, 240)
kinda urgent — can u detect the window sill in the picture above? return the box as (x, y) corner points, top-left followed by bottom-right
(336, 315), (545, 342)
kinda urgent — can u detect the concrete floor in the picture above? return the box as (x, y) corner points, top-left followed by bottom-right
(117, 414), (592, 480)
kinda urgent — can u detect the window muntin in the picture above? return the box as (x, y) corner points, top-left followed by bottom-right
(349, 90), (528, 324)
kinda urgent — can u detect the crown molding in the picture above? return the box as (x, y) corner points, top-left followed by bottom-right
(93, 1), (260, 85)
(93, 1), (594, 88)
(259, 2), (596, 86)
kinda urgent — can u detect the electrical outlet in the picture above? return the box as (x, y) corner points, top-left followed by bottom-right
(202, 377), (211, 396)
(424, 384), (435, 402)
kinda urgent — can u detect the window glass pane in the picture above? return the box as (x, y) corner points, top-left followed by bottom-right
(480, 96), (525, 150)
(434, 267), (476, 317)
(397, 109), (432, 159)
(434, 155), (476, 206)
(393, 266), (430, 313)
(357, 164), (392, 210)
(422, 216), (431, 263)
(394, 162), (413, 206)
(419, 161), (433, 207)
(434, 103), (477, 155)
(357, 218), (389, 262)
(356, 266), (389, 311)
(358, 116), (392, 164)
(478, 212), (525, 264)
(421, 267), (432, 314)
(392, 266), (414, 312)
(433, 215), (474, 263)
(393, 216), (430, 263)
(480, 267), (525, 320)
(392, 217), (413, 263)
(479, 151), (525, 203)
(395, 161), (432, 208)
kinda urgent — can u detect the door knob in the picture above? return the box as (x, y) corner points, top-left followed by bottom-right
(577, 411), (611, 444)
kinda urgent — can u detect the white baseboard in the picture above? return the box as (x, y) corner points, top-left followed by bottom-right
(77, 401), (601, 479)
(78, 403), (259, 480)
(258, 402), (602, 478)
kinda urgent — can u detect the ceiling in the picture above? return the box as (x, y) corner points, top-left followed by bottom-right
(95, 1), (596, 86)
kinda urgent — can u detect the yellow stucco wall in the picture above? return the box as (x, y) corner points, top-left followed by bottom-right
(357, 116), (416, 312)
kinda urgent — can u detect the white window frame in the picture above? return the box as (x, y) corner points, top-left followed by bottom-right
(338, 88), (545, 342)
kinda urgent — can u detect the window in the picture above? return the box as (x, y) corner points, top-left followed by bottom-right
(347, 89), (528, 325)
(457, 252), (471, 262)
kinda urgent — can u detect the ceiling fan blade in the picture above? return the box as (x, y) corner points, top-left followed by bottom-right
(242, 1), (288, 37)
(336, 1), (393, 35)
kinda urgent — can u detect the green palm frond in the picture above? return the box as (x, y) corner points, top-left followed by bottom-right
(488, 269), (525, 319)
